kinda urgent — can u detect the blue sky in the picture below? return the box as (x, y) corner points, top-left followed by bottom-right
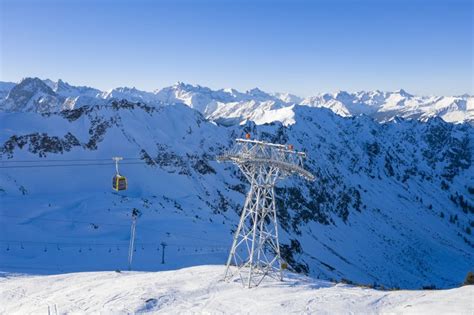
(0, 0), (472, 96)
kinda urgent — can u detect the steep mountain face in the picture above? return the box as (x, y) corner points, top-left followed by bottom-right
(53, 79), (101, 98)
(1, 78), (472, 125)
(0, 100), (472, 289)
(0, 78), (63, 113)
(0, 78), (107, 112)
(54, 80), (104, 111)
(0, 82), (16, 102)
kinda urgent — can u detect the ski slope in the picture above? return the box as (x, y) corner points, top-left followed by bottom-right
(1, 265), (472, 314)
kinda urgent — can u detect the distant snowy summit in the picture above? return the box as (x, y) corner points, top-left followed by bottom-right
(0, 77), (472, 125)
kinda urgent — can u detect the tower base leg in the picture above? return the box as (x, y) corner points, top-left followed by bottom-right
(224, 184), (283, 288)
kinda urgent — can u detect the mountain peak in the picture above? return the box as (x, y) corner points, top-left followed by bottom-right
(172, 81), (198, 90)
(1, 77), (59, 113)
(42, 78), (56, 89)
(18, 77), (54, 94)
(246, 87), (272, 99)
(55, 79), (73, 91)
(273, 92), (303, 104)
(394, 89), (412, 97)
(247, 87), (264, 94)
(333, 90), (354, 103)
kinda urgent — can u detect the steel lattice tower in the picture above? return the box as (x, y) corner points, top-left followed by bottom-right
(218, 136), (314, 288)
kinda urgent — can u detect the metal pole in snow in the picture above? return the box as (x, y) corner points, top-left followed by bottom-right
(161, 242), (167, 264)
(128, 210), (138, 271)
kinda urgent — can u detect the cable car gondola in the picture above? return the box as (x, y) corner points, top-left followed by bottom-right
(113, 174), (127, 191)
(112, 157), (127, 191)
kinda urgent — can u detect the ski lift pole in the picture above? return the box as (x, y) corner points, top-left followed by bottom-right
(128, 208), (140, 271)
(161, 242), (167, 264)
(128, 216), (136, 271)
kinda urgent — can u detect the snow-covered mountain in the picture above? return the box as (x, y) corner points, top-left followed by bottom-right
(154, 83), (291, 125)
(0, 78), (63, 113)
(101, 86), (159, 105)
(0, 98), (472, 289)
(0, 78), (103, 112)
(1, 77), (472, 124)
(302, 89), (473, 124)
(53, 79), (101, 98)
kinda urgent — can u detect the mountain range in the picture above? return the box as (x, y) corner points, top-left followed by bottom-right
(0, 77), (472, 125)
(0, 77), (472, 290)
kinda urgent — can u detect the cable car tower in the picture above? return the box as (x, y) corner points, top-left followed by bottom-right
(218, 134), (314, 288)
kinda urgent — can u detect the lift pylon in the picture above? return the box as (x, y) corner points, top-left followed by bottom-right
(218, 135), (314, 288)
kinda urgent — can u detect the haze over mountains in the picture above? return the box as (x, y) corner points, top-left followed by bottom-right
(1, 77), (472, 125)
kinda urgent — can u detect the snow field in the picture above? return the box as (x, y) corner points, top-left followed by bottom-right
(1, 265), (472, 314)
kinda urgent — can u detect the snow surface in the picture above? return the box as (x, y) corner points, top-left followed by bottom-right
(1, 265), (472, 314)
